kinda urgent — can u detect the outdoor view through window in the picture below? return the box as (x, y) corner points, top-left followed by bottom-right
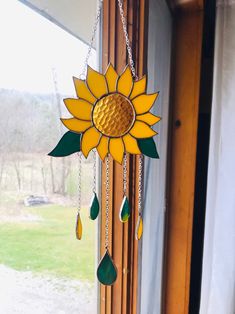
(0, 1), (97, 313)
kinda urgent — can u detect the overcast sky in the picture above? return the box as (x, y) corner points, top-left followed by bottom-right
(0, 0), (96, 94)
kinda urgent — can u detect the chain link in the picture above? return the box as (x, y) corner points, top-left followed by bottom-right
(105, 156), (110, 249)
(92, 150), (96, 193)
(138, 155), (143, 214)
(79, 0), (104, 79)
(123, 153), (128, 196)
(80, 0), (137, 80)
(77, 152), (82, 214)
(117, 0), (138, 79)
(79, 0), (140, 249)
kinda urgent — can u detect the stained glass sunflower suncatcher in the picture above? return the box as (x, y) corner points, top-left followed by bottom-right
(49, 64), (160, 163)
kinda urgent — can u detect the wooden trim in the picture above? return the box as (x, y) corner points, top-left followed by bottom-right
(163, 9), (203, 314)
(100, 1), (148, 313)
(167, 0), (203, 12)
(101, 2), (203, 313)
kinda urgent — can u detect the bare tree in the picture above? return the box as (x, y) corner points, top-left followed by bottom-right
(0, 156), (6, 188)
(30, 159), (34, 191)
(49, 157), (56, 193)
(52, 68), (67, 196)
(13, 159), (21, 191)
(41, 167), (47, 194)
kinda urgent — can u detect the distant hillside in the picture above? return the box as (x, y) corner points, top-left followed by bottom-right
(0, 89), (70, 153)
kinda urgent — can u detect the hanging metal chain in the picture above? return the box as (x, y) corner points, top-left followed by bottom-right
(80, 0), (137, 80)
(79, 0), (104, 79)
(77, 152), (82, 214)
(137, 155), (143, 215)
(77, 0), (103, 212)
(117, 0), (137, 79)
(77, 0), (142, 248)
(105, 156), (110, 249)
(123, 153), (128, 196)
(92, 150), (97, 193)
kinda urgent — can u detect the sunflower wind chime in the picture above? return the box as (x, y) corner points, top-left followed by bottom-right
(49, 0), (160, 286)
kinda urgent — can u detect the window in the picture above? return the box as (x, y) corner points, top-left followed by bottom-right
(0, 1), (98, 313)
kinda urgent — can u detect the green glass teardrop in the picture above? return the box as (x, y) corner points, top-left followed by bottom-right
(97, 250), (117, 286)
(89, 192), (100, 220)
(119, 196), (131, 222)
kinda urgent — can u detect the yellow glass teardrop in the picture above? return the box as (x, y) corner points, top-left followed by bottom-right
(135, 215), (143, 240)
(76, 213), (82, 240)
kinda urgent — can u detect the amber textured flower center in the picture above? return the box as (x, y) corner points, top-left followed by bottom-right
(93, 93), (135, 137)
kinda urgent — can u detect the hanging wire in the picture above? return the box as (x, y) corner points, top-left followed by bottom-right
(92, 149), (97, 193)
(123, 153), (128, 197)
(117, 0), (145, 231)
(105, 156), (110, 249)
(77, 152), (82, 214)
(135, 155), (144, 240)
(76, 0), (143, 246)
(76, 1), (104, 221)
(137, 155), (143, 216)
(79, 0), (137, 80)
(79, 0), (104, 79)
(117, 0), (138, 80)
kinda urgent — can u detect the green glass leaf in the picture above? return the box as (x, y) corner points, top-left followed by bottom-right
(48, 131), (81, 157)
(137, 138), (159, 159)
(97, 250), (117, 286)
(89, 193), (100, 220)
(119, 196), (131, 223)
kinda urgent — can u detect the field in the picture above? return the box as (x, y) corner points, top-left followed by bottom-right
(0, 151), (96, 282)
(0, 192), (96, 281)
(0, 151), (97, 312)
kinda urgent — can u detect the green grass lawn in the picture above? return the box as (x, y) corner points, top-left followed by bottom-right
(0, 204), (96, 281)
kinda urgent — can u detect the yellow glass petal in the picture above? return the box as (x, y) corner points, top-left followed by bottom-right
(76, 213), (82, 240)
(117, 66), (133, 97)
(109, 138), (124, 164)
(73, 77), (96, 104)
(132, 93), (159, 114)
(96, 136), (109, 161)
(137, 113), (161, 126)
(130, 76), (146, 100)
(135, 215), (143, 240)
(130, 121), (157, 138)
(105, 63), (118, 93)
(123, 134), (141, 154)
(87, 66), (107, 99)
(64, 98), (93, 120)
(61, 118), (92, 133)
(81, 127), (101, 158)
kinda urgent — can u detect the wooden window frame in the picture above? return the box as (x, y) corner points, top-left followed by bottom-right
(163, 2), (204, 313)
(100, 0), (204, 313)
(100, 1), (148, 313)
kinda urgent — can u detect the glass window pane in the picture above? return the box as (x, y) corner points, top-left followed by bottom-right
(0, 1), (98, 313)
